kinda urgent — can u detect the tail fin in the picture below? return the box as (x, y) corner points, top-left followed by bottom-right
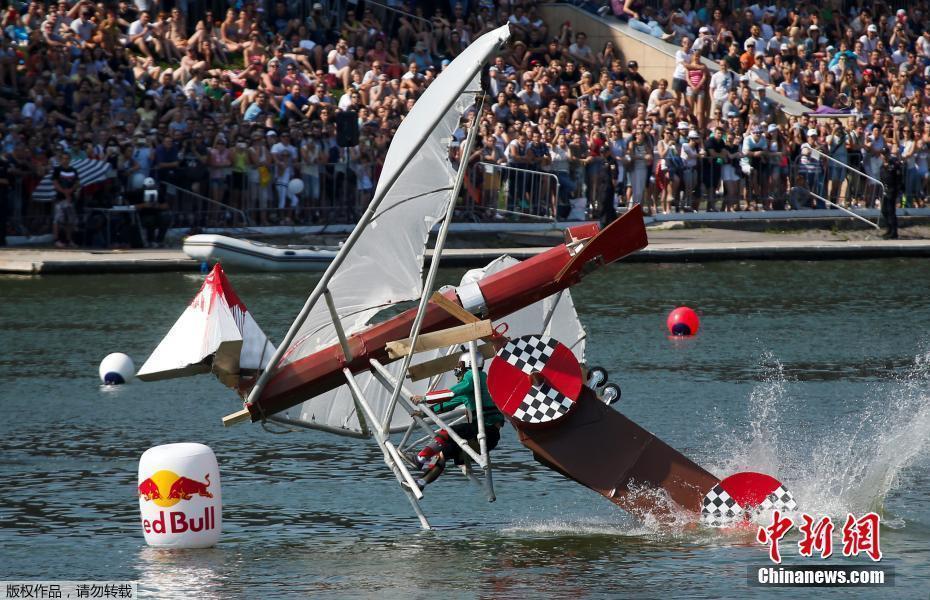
(137, 264), (276, 389)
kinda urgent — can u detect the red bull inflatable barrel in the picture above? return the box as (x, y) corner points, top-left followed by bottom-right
(138, 443), (222, 548)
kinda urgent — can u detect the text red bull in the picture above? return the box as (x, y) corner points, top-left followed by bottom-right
(141, 506), (218, 534)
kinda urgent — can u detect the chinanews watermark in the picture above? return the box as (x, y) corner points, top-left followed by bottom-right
(749, 511), (894, 587)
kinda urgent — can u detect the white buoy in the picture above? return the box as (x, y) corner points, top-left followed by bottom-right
(138, 443), (222, 548)
(99, 353), (135, 385)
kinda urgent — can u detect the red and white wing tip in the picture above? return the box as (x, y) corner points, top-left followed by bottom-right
(192, 263), (247, 314)
(700, 471), (798, 528)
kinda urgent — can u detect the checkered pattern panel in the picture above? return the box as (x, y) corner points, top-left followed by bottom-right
(700, 484), (745, 528)
(512, 382), (575, 424)
(754, 485), (798, 515)
(498, 336), (559, 375)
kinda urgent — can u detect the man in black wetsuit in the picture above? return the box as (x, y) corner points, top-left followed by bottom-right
(880, 149), (901, 239)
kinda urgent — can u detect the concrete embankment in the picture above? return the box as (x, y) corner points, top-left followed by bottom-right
(2, 226), (927, 274)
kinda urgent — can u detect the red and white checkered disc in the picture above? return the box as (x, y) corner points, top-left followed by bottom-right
(487, 335), (582, 427)
(700, 471), (798, 528)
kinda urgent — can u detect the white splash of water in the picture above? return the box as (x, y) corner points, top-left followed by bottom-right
(711, 351), (930, 521)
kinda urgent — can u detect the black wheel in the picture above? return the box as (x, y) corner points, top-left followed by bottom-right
(587, 366), (608, 389)
(600, 383), (621, 405)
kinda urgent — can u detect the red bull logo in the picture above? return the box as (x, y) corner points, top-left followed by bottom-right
(138, 470), (213, 507)
(138, 469), (217, 534)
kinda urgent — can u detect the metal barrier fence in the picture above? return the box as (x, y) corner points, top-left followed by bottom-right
(164, 182), (250, 228)
(464, 162), (559, 222)
(788, 152), (884, 211)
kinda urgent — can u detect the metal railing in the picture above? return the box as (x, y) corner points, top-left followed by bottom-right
(163, 182), (250, 228)
(464, 162), (559, 222)
(788, 152), (884, 211)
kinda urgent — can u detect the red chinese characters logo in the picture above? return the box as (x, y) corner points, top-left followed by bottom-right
(756, 510), (793, 564)
(758, 512), (882, 563)
(798, 514), (834, 559)
(841, 512), (882, 561)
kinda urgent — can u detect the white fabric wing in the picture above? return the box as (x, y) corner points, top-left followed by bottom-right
(273, 25), (512, 435)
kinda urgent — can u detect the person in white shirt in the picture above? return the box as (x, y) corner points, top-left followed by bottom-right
(767, 29), (787, 53)
(710, 59), (738, 109)
(891, 42), (909, 66)
(488, 55), (516, 97)
(859, 24), (879, 54)
(327, 39), (353, 90)
(749, 53), (772, 86)
(271, 132), (299, 215)
(777, 77), (800, 101)
(516, 80), (542, 111)
(916, 27), (930, 61)
(648, 79), (676, 119)
(128, 12), (161, 59)
(568, 31), (596, 70)
(692, 26), (714, 55)
(680, 130), (702, 210)
(672, 36), (693, 104)
(70, 10), (96, 45)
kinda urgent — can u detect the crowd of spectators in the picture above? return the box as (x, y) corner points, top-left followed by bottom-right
(0, 0), (923, 247)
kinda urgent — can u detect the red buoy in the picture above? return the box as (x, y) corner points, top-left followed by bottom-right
(667, 306), (700, 336)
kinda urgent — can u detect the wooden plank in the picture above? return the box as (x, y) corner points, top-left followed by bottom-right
(407, 343), (498, 381)
(222, 408), (252, 427)
(430, 292), (480, 324)
(386, 320), (493, 359)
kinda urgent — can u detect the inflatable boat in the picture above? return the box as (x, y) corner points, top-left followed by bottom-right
(182, 234), (340, 272)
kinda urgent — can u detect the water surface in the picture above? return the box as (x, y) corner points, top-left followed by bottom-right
(1, 260), (928, 598)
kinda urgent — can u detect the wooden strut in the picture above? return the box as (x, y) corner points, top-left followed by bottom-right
(404, 292), (505, 381)
(385, 320), (493, 359)
(407, 343), (498, 381)
(222, 408), (252, 427)
(428, 292), (481, 324)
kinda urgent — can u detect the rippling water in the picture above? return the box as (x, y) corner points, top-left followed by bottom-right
(1, 260), (929, 598)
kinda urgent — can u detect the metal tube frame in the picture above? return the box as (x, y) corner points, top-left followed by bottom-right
(370, 355), (494, 499)
(342, 368), (431, 529)
(468, 340), (496, 501)
(243, 83), (480, 413)
(379, 96), (484, 435)
(323, 288), (354, 362)
(369, 358), (486, 468)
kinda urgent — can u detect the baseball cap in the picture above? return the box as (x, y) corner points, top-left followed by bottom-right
(687, 130), (700, 139)
(699, 26), (710, 34)
(801, 142), (812, 152)
(809, 24), (818, 30)
(897, 9), (906, 16)
(755, 51), (765, 58)
(441, 58), (451, 66)
(678, 121), (690, 129)
(780, 43), (789, 50)
(867, 24), (878, 32)
(744, 39), (756, 49)
(807, 128), (818, 137)
(768, 123), (779, 132)
(266, 130), (278, 137)
(627, 60), (638, 68)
